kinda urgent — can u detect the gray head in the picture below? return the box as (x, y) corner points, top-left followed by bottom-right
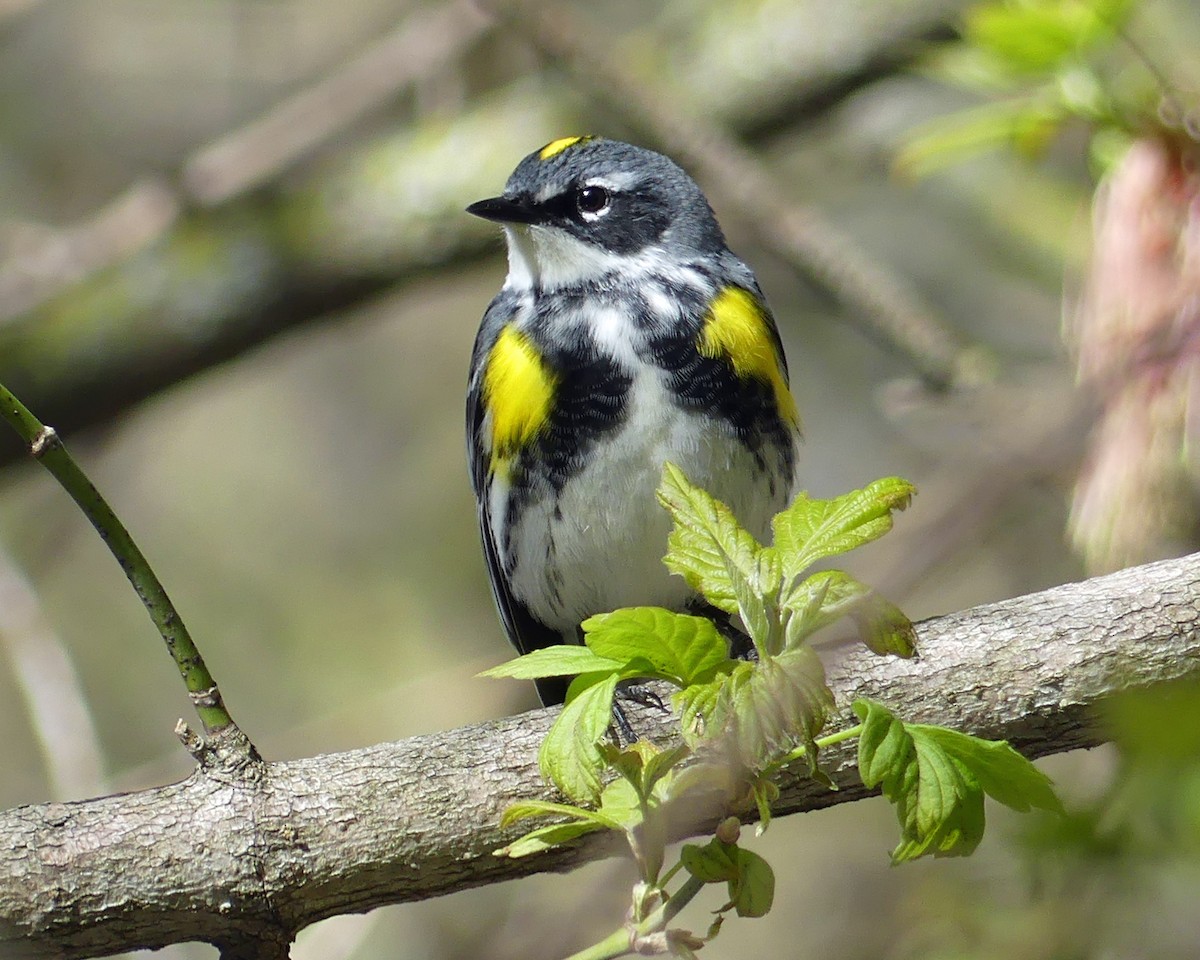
(467, 137), (728, 290)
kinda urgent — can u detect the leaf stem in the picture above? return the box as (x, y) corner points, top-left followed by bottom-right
(816, 722), (864, 749)
(560, 875), (707, 960)
(773, 722), (865, 771)
(0, 383), (237, 736)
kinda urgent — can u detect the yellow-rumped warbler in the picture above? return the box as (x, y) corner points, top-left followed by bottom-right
(467, 136), (800, 706)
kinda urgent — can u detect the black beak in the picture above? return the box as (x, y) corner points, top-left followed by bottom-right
(466, 195), (542, 225)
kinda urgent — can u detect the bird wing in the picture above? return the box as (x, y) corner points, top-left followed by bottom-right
(466, 296), (569, 705)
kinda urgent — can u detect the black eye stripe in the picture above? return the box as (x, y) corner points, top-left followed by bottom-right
(537, 185), (614, 224)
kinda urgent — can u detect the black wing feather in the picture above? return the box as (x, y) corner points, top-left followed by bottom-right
(467, 300), (569, 705)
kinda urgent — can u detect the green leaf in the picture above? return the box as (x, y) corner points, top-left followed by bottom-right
(658, 462), (764, 615)
(495, 819), (604, 858)
(850, 593), (917, 658)
(678, 648), (833, 773)
(593, 777), (651, 831)
(895, 99), (1065, 179)
(783, 570), (915, 656)
(856, 699), (916, 790)
(539, 673), (619, 803)
(680, 838), (739, 883)
(599, 739), (691, 801)
(909, 724), (1065, 817)
(751, 777), (779, 834)
(675, 671), (734, 747)
(964, 0), (1132, 74)
(683, 839), (775, 918)
(479, 645), (625, 680)
(727, 548), (784, 656)
(731, 848), (775, 918)
(853, 700), (1063, 863)
(771, 477), (915, 582)
(583, 607), (730, 686)
(499, 799), (624, 832)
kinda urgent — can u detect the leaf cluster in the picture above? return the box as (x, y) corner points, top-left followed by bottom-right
(483, 466), (917, 804)
(896, 0), (1161, 177)
(481, 465), (1064, 957)
(855, 700), (1064, 862)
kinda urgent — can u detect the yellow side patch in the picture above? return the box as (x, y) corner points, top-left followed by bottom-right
(699, 287), (800, 427)
(483, 326), (557, 476)
(539, 135), (592, 160)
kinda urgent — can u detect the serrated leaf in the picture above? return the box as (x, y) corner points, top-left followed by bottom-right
(908, 724), (1065, 816)
(583, 607), (730, 686)
(675, 660), (755, 752)
(594, 777), (647, 830)
(784, 571), (915, 657)
(732, 648), (834, 772)
(727, 548), (784, 656)
(675, 672), (734, 747)
(680, 648), (832, 772)
(539, 673), (619, 803)
(641, 742), (692, 795)
(478, 645), (625, 680)
(658, 462), (764, 615)
(731, 849), (775, 918)
(495, 819), (604, 858)
(599, 739), (691, 800)
(771, 477), (914, 582)
(852, 699), (1063, 863)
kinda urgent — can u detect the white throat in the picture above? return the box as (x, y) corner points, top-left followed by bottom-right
(502, 224), (636, 292)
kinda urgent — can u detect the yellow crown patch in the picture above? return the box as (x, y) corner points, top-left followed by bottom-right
(539, 136), (594, 161)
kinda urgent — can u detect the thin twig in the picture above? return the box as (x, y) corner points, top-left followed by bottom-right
(481, 0), (974, 389)
(0, 382), (244, 743)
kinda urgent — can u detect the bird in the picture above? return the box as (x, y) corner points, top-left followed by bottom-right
(466, 136), (801, 707)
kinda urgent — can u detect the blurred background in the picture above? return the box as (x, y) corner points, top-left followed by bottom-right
(1, 0), (1199, 957)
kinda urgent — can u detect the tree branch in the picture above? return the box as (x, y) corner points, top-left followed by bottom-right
(4, 552), (1199, 958)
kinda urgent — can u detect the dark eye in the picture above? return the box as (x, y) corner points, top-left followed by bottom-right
(576, 185), (611, 216)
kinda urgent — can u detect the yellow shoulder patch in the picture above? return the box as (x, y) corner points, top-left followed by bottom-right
(483, 325), (557, 476)
(698, 287), (800, 427)
(539, 135), (593, 161)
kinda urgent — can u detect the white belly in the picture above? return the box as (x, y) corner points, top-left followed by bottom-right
(504, 368), (791, 635)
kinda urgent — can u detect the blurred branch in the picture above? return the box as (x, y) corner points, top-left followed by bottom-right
(0, 181), (181, 327)
(0, 1), (491, 331)
(0, 0), (977, 470)
(0, 546), (107, 800)
(862, 376), (1096, 601)
(4, 552), (1199, 958)
(481, 0), (977, 389)
(182, 0), (491, 206)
